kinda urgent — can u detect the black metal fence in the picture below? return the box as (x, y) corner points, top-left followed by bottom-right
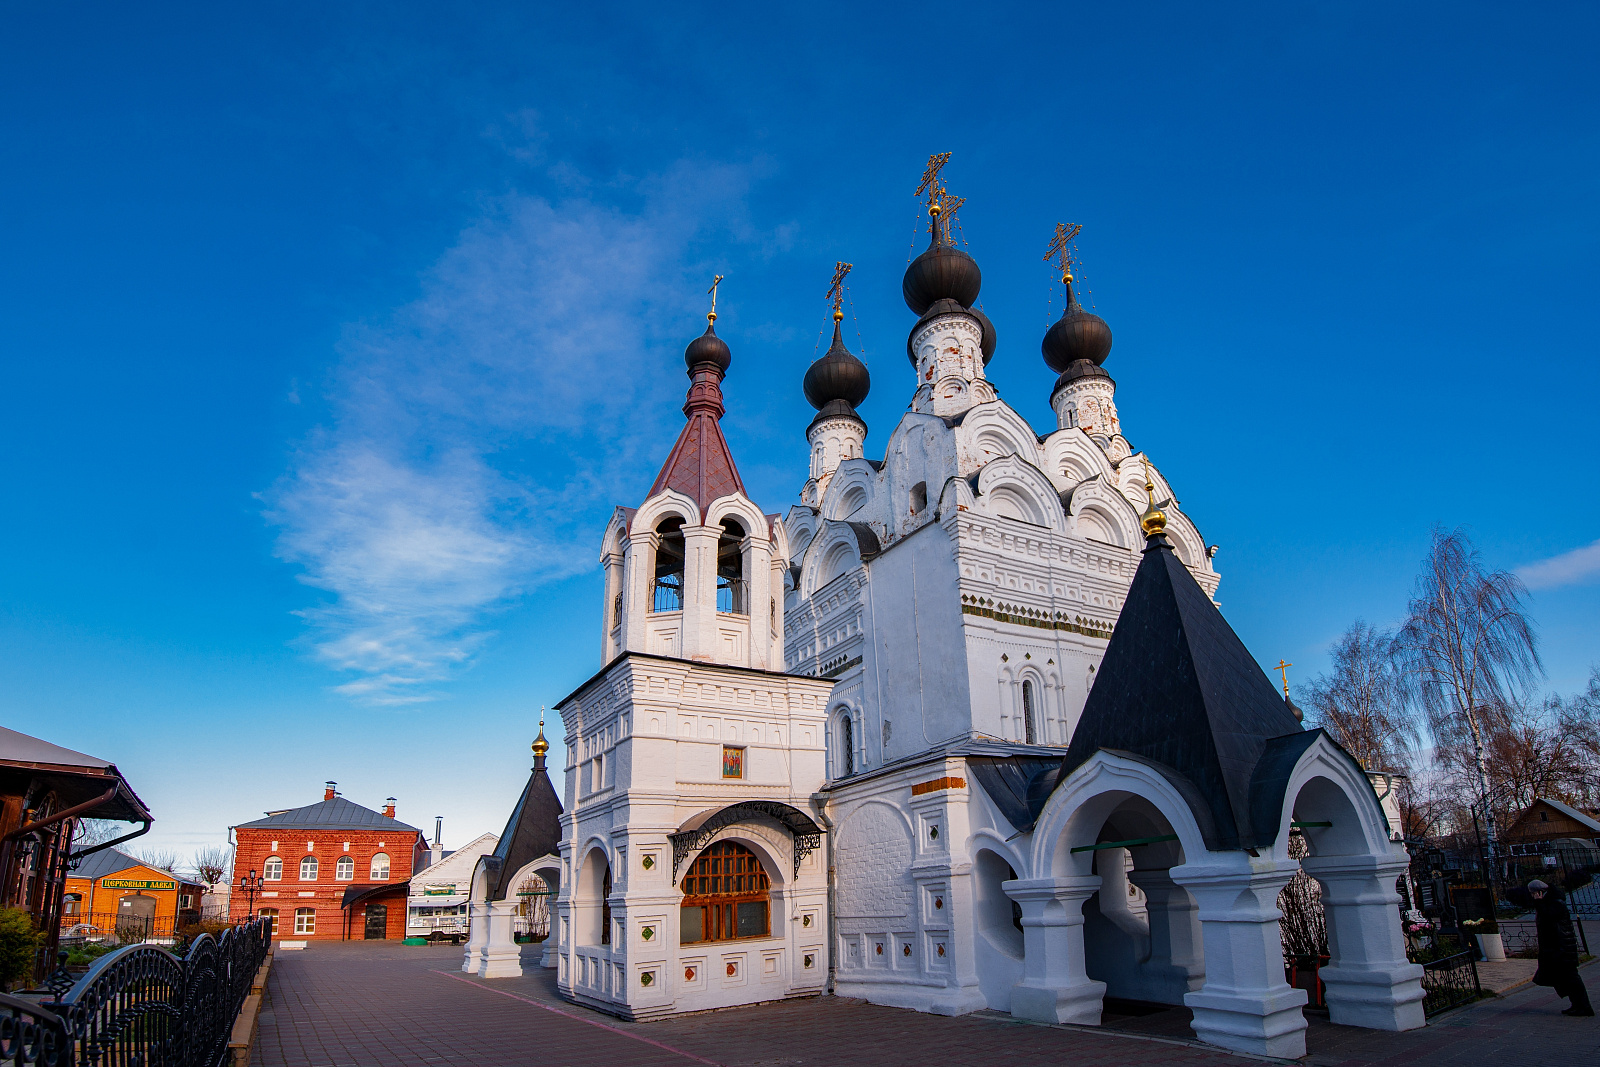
(1420, 950), (1481, 1017)
(1497, 917), (1590, 958)
(0, 915), (270, 1067)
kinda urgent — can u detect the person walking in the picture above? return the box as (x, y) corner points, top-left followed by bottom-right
(1506, 879), (1593, 1017)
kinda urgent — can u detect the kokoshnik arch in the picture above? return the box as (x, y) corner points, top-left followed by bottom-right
(472, 160), (1423, 1059)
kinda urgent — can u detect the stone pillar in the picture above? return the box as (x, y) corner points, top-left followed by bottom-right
(601, 546), (625, 662)
(624, 530), (657, 654)
(1171, 860), (1308, 1059)
(1006, 875), (1106, 1025)
(478, 899), (523, 979)
(461, 901), (489, 973)
(1300, 853), (1425, 1031)
(742, 534), (770, 670)
(769, 555), (788, 669)
(1127, 868), (1205, 1003)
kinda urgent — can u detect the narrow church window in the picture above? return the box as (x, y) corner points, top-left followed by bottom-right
(679, 842), (770, 944)
(612, 592), (622, 628)
(601, 867), (612, 945)
(839, 714), (854, 776)
(910, 481), (927, 515)
(652, 518), (685, 612)
(1022, 680), (1038, 744)
(716, 519), (747, 614)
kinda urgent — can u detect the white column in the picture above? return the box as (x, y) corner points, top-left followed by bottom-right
(1006, 875), (1106, 1025)
(1300, 853), (1425, 1031)
(601, 548), (624, 662)
(461, 901), (489, 973)
(1127, 868), (1205, 1003)
(624, 530), (657, 654)
(478, 899), (524, 979)
(769, 555), (788, 670)
(1171, 860), (1308, 1059)
(742, 534), (770, 670)
(681, 524), (720, 662)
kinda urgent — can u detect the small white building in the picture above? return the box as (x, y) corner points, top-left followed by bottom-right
(408, 831), (498, 940)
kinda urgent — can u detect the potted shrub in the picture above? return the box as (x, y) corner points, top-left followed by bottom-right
(1462, 917), (1504, 961)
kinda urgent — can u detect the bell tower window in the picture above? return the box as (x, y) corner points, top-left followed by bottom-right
(717, 518), (747, 614)
(1022, 680), (1038, 744)
(652, 518), (685, 612)
(839, 714), (854, 776)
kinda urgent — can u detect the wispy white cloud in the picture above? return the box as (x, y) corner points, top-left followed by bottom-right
(264, 160), (763, 704)
(1517, 538), (1600, 591)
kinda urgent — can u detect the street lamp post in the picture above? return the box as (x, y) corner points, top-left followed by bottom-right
(240, 868), (262, 917)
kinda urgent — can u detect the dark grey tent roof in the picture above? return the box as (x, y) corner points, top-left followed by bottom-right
(485, 751), (564, 902)
(1057, 533), (1303, 851)
(235, 796), (420, 833)
(967, 756), (1061, 835)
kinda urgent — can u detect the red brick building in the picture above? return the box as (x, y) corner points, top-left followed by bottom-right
(230, 782), (427, 941)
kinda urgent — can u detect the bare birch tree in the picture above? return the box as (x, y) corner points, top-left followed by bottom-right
(1300, 620), (1416, 772)
(1395, 526), (1541, 871)
(191, 847), (231, 892)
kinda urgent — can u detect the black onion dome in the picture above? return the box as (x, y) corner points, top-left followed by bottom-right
(803, 322), (871, 409)
(1041, 286), (1112, 374)
(1052, 359), (1115, 395)
(684, 320), (731, 373)
(905, 299), (993, 365)
(902, 241), (981, 314)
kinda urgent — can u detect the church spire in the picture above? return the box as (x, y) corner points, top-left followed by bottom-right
(648, 278), (747, 516)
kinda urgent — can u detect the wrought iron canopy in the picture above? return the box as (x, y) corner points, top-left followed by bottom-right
(668, 801), (823, 879)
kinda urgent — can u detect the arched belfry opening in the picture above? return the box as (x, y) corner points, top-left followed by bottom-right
(653, 517), (686, 613)
(717, 518), (747, 615)
(1015, 520), (1424, 1059)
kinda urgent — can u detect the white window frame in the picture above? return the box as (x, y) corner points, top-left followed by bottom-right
(263, 857), (283, 881)
(299, 855), (318, 882)
(293, 907), (316, 935)
(335, 856), (354, 881)
(370, 853), (391, 881)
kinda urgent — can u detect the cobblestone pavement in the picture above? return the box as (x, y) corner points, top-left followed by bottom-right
(254, 942), (1598, 1067)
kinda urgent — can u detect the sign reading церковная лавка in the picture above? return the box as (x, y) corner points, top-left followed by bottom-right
(102, 878), (178, 891)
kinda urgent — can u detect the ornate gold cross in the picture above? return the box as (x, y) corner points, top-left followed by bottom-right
(916, 152), (951, 202)
(826, 262), (853, 314)
(1275, 659), (1293, 697)
(1044, 222), (1083, 279)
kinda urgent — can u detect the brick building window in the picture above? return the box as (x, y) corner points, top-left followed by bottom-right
(263, 857), (282, 881)
(680, 841), (770, 944)
(293, 907), (316, 935)
(63, 893), (81, 916)
(299, 856), (318, 881)
(370, 853), (390, 880)
(259, 908), (280, 934)
(335, 856), (354, 880)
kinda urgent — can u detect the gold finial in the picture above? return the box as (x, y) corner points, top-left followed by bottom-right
(826, 261), (853, 319)
(916, 152), (951, 206)
(1274, 660), (1293, 698)
(1044, 223), (1083, 293)
(531, 706), (549, 757)
(1139, 458), (1167, 538)
(706, 274), (725, 324)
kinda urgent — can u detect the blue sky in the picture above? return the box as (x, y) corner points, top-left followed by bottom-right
(2, 4), (1596, 859)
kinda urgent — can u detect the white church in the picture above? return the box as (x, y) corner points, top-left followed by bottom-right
(475, 165), (1427, 1059)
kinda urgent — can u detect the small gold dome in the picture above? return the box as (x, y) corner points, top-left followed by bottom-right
(531, 708), (550, 757)
(1139, 463), (1167, 538)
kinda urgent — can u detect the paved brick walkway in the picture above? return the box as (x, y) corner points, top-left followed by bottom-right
(254, 942), (1598, 1067)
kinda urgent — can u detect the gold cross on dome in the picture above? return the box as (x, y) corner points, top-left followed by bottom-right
(916, 152), (951, 202)
(1044, 222), (1083, 278)
(706, 274), (725, 322)
(1275, 659), (1293, 697)
(826, 262), (853, 313)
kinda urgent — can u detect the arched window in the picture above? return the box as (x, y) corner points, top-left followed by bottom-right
(298, 856), (318, 881)
(63, 893), (81, 916)
(717, 519), (747, 615)
(263, 857), (283, 881)
(838, 714), (854, 777)
(370, 853), (391, 880)
(293, 907), (316, 935)
(258, 907), (280, 935)
(612, 592), (623, 628)
(680, 841), (770, 944)
(1022, 680), (1037, 744)
(910, 481), (927, 515)
(652, 517), (685, 612)
(335, 856), (354, 881)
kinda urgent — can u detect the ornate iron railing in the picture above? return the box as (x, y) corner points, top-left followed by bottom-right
(1, 916), (270, 1067)
(1419, 950), (1480, 1017)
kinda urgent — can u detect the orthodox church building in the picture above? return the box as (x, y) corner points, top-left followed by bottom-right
(541, 170), (1425, 1059)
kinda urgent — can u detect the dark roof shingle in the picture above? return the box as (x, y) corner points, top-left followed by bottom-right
(235, 796), (421, 833)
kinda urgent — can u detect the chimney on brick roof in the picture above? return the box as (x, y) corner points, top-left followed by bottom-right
(383, 797), (397, 819)
(324, 781), (337, 801)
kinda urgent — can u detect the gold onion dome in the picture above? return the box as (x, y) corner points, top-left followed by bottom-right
(1139, 467), (1167, 538)
(531, 713), (550, 758)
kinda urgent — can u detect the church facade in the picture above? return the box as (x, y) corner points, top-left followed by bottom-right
(547, 171), (1424, 1058)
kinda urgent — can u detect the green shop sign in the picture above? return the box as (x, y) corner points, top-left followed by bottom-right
(422, 885), (456, 895)
(103, 878), (177, 891)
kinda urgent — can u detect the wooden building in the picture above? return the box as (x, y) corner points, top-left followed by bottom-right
(0, 726), (152, 981)
(62, 848), (204, 942)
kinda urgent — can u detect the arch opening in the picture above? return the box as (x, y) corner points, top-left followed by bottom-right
(653, 517), (685, 612)
(717, 518), (747, 614)
(974, 848), (1025, 1009)
(576, 847), (612, 947)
